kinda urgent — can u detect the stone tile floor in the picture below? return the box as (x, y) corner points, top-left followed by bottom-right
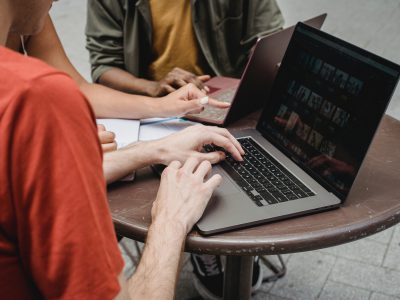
(50, 0), (400, 299)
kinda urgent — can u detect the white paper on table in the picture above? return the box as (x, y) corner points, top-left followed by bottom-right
(139, 118), (197, 141)
(140, 117), (171, 125)
(96, 118), (140, 148)
(96, 118), (140, 181)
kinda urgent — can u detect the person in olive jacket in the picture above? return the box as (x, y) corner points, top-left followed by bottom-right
(86, 0), (284, 97)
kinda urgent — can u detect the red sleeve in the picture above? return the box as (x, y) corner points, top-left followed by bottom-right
(6, 73), (124, 299)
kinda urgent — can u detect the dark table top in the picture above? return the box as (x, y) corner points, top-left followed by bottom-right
(108, 113), (400, 256)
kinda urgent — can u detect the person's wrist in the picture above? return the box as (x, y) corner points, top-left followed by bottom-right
(151, 214), (187, 239)
(156, 96), (174, 118)
(140, 94), (165, 118)
(149, 137), (172, 165)
(144, 80), (161, 97)
(120, 140), (162, 167)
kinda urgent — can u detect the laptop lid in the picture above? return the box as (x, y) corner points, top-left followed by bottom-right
(186, 14), (327, 125)
(256, 22), (400, 201)
(224, 14), (327, 125)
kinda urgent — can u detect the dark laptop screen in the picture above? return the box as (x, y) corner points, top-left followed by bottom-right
(258, 23), (400, 200)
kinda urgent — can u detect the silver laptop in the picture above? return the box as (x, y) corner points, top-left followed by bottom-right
(197, 23), (400, 235)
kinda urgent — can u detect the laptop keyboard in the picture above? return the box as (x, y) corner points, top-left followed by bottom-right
(206, 137), (315, 207)
(197, 106), (227, 121)
(213, 87), (236, 102)
(188, 87), (236, 121)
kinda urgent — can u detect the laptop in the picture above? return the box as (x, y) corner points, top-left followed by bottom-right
(185, 14), (327, 126)
(196, 22), (400, 235)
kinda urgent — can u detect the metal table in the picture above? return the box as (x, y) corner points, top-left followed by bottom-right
(108, 113), (400, 299)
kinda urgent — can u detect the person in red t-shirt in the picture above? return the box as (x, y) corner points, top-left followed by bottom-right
(0, 1), (244, 299)
(5, 14), (240, 184)
(6, 15), (230, 121)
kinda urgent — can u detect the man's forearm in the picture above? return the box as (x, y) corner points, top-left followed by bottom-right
(99, 67), (157, 96)
(127, 219), (186, 300)
(103, 141), (163, 184)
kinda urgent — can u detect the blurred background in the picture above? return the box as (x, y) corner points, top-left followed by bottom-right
(50, 0), (400, 120)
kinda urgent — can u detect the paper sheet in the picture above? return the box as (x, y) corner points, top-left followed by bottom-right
(96, 118), (140, 148)
(139, 118), (197, 141)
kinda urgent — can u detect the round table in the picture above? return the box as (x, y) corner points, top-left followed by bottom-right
(108, 113), (400, 299)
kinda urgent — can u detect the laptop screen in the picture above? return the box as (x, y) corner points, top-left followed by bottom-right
(258, 23), (400, 200)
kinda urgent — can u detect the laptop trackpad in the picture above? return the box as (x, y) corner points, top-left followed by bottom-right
(200, 169), (249, 219)
(207, 86), (221, 94)
(201, 188), (240, 218)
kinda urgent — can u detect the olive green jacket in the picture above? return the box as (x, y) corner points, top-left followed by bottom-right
(86, 0), (284, 82)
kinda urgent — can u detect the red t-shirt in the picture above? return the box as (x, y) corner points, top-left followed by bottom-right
(0, 47), (124, 299)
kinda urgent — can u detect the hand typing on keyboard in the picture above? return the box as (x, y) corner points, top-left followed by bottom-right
(152, 125), (244, 165)
(212, 137), (315, 207)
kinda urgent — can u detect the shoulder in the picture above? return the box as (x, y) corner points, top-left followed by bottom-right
(0, 46), (61, 82)
(0, 47), (92, 118)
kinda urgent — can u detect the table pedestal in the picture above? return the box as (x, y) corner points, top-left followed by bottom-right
(223, 256), (254, 300)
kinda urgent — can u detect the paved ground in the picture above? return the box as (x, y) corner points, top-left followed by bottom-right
(50, 1), (400, 299)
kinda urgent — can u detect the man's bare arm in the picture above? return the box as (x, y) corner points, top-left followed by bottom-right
(102, 141), (160, 184)
(114, 222), (185, 300)
(103, 125), (246, 296)
(113, 159), (222, 300)
(103, 124), (244, 184)
(127, 219), (186, 299)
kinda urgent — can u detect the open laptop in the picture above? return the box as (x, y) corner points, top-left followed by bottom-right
(197, 22), (400, 235)
(185, 14), (327, 125)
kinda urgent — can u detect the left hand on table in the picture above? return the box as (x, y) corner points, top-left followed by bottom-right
(97, 124), (117, 153)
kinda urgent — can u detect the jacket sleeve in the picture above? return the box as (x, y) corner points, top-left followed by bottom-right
(241, 0), (285, 46)
(85, 0), (126, 82)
